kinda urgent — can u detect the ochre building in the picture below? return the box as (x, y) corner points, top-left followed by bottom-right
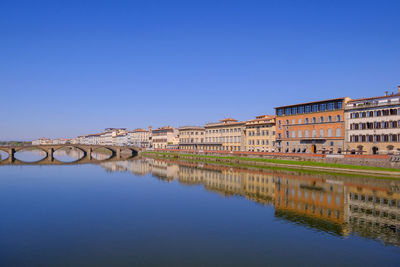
(275, 97), (351, 154)
(178, 126), (205, 150)
(244, 115), (276, 152)
(204, 118), (245, 151)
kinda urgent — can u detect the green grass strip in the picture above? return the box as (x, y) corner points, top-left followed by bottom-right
(141, 151), (400, 173)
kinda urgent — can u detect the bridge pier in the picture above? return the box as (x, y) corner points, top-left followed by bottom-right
(8, 148), (15, 163)
(87, 148), (92, 160)
(47, 148), (54, 162)
(116, 148), (121, 159)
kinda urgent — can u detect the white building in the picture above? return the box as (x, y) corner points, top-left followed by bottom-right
(32, 137), (52, 145)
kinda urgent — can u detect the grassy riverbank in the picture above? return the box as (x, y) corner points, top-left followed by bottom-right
(141, 151), (400, 177)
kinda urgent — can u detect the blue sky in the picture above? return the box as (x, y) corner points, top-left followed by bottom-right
(1, 0), (399, 140)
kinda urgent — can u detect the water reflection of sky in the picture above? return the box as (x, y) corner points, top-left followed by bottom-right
(0, 157), (399, 266)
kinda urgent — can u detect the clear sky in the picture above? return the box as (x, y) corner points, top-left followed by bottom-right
(1, 0), (399, 140)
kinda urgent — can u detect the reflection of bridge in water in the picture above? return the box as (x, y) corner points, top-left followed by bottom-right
(0, 145), (140, 165)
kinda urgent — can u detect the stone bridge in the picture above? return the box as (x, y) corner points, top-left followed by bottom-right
(0, 144), (141, 165)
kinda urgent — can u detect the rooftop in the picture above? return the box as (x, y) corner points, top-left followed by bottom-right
(347, 93), (400, 103)
(274, 97), (348, 109)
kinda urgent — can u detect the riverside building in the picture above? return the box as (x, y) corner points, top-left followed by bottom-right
(204, 118), (245, 151)
(130, 128), (151, 148)
(178, 126), (205, 150)
(244, 115), (276, 152)
(275, 97), (351, 154)
(344, 88), (400, 155)
(152, 126), (179, 149)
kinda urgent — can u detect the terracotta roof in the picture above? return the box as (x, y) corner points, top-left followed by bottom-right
(220, 118), (238, 122)
(246, 115), (276, 124)
(348, 93), (400, 103)
(132, 128), (148, 132)
(178, 126), (205, 130)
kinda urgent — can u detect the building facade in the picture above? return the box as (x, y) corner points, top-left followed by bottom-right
(244, 115), (276, 152)
(204, 118), (245, 151)
(178, 126), (205, 150)
(275, 97), (350, 154)
(344, 90), (400, 155)
(152, 126), (179, 149)
(99, 128), (127, 146)
(130, 128), (150, 148)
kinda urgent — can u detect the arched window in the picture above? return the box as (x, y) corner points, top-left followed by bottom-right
(335, 128), (341, 137)
(312, 117), (316, 123)
(305, 118), (309, 124)
(336, 115), (341, 122)
(319, 116), (324, 123)
(328, 116), (332, 122)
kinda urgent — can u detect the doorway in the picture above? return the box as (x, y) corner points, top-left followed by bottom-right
(312, 145), (316, 154)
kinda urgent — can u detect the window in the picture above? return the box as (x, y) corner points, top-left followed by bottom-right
(336, 115), (341, 122)
(312, 130), (317, 138)
(335, 128), (341, 137)
(305, 118), (309, 124)
(298, 119), (302, 124)
(327, 116), (332, 122)
(291, 131), (296, 138)
(337, 101), (343, 109)
(320, 103), (326, 112)
(298, 130), (302, 138)
(291, 107), (297, 115)
(327, 102), (334, 111)
(319, 129), (324, 137)
(285, 108), (291, 115)
(312, 104), (319, 112)
(277, 109), (283, 116)
(319, 116), (324, 123)
(312, 117), (316, 123)
(298, 106), (304, 114)
(305, 130), (309, 137)
(327, 128), (333, 137)
(305, 105), (311, 113)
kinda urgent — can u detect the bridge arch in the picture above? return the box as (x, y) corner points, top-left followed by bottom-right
(13, 149), (48, 163)
(52, 145), (88, 162)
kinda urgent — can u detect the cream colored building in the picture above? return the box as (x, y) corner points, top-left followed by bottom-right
(178, 126), (205, 150)
(245, 115), (276, 152)
(152, 126), (179, 149)
(204, 118), (245, 151)
(100, 128), (128, 146)
(130, 128), (150, 148)
(345, 88), (400, 154)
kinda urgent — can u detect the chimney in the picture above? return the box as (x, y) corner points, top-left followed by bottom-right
(385, 91), (389, 96)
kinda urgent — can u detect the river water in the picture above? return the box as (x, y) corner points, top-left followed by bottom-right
(0, 149), (400, 266)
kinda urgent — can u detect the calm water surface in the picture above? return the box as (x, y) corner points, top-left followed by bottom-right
(1, 150), (400, 266)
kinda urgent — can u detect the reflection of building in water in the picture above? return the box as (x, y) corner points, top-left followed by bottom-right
(176, 162), (275, 204)
(99, 157), (400, 246)
(345, 183), (400, 246)
(274, 174), (346, 235)
(54, 148), (84, 159)
(150, 159), (179, 182)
